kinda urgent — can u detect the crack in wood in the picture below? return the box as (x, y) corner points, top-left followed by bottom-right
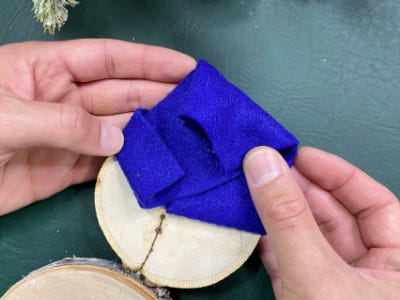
(139, 214), (166, 271)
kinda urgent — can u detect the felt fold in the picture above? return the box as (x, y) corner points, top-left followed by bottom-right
(117, 110), (184, 208)
(117, 60), (299, 234)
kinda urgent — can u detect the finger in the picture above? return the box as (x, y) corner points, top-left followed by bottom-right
(22, 150), (104, 201)
(0, 96), (123, 156)
(66, 79), (176, 115)
(69, 155), (106, 186)
(352, 247), (400, 271)
(243, 147), (343, 279)
(291, 166), (368, 263)
(257, 236), (282, 298)
(53, 39), (196, 82)
(98, 112), (133, 129)
(295, 147), (400, 248)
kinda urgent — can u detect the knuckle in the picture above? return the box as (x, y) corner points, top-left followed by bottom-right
(264, 191), (308, 230)
(60, 104), (87, 137)
(103, 40), (116, 77)
(141, 44), (151, 78)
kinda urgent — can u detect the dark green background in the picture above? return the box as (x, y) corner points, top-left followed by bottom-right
(1, 1), (400, 299)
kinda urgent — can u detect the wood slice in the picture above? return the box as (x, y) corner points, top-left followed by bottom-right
(1, 257), (171, 300)
(95, 156), (260, 288)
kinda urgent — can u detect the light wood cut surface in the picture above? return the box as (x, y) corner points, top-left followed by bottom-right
(95, 156), (260, 288)
(1, 259), (157, 300)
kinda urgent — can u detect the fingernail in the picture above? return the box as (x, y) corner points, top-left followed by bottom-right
(245, 148), (281, 187)
(100, 124), (124, 154)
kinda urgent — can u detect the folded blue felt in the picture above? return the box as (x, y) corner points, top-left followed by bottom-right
(116, 60), (298, 235)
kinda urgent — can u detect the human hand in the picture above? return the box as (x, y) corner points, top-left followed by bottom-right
(243, 146), (400, 299)
(0, 39), (195, 215)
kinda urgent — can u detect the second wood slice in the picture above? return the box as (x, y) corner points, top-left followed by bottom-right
(1, 258), (167, 300)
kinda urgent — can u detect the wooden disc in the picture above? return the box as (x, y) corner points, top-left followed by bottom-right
(1, 258), (170, 300)
(95, 156), (260, 288)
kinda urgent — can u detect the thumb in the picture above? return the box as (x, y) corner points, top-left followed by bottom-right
(1, 96), (123, 155)
(243, 146), (338, 277)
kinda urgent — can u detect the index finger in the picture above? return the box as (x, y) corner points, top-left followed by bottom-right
(55, 39), (196, 82)
(295, 147), (400, 248)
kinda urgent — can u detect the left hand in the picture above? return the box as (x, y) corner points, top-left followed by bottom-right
(0, 39), (195, 215)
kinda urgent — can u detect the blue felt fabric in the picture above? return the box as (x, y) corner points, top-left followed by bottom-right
(116, 60), (298, 234)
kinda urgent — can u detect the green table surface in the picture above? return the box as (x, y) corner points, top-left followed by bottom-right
(1, 1), (400, 299)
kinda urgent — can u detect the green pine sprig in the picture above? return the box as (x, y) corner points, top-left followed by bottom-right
(32, 0), (79, 35)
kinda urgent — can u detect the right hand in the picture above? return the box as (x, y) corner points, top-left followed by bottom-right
(243, 146), (400, 299)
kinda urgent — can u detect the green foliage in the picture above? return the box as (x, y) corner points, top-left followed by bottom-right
(32, 0), (79, 35)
